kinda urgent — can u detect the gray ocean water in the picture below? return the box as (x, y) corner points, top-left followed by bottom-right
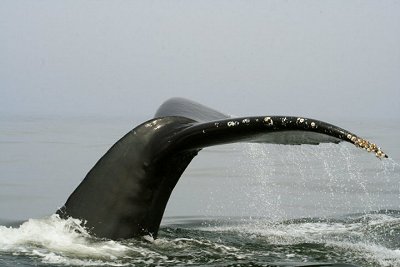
(0, 116), (400, 266)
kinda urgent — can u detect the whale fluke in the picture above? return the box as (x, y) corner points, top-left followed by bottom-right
(57, 98), (387, 240)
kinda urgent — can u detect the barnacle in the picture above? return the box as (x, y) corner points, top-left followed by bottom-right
(352, 136), (387, 159)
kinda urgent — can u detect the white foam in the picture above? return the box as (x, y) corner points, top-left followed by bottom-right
(326, 241), (400, 267)
(0, 215), (244, 266)
(0, 214), (145, 266)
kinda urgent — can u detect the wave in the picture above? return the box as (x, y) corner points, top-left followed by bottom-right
(1, 211), (400, 266)
(0, 215), (134, 266)
(193, 211), (400, 266)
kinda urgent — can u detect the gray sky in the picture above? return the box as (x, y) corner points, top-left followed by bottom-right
(1, 0), (399, 120)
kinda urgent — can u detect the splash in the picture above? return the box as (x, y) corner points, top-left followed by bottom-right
(0, 215), (143, 266)
(0, 215), (248, 266)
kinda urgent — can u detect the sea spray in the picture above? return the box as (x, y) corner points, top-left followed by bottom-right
(236, 142), (400, 219)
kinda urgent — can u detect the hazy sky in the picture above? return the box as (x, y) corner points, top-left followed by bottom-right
(1, 0), (399, 120)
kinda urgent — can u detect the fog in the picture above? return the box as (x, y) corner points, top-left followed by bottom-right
(1, 1), (399, 120)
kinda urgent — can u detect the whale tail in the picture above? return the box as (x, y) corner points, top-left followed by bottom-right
(57, 98), (387, 240)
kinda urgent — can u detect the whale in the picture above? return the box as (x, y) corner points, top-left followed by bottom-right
(57, 97), (387, 240)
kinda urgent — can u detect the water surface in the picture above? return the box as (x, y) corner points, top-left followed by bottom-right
(0, 116), (399, 266)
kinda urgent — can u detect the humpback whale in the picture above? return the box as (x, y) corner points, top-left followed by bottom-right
(57, 98), (387, 240)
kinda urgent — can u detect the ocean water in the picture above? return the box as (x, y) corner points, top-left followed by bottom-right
(0, 116), (400, 267)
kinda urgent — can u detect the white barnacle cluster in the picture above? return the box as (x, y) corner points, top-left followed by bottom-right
(227, 121), (239, 127)
(214, 122), (220, 128)
(296, 117), (305, 124)
(242, 118), (251, 124)
(264, 117), (273, 126)
(310, 122), (316, 128)
(347, 134), (387, 159)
